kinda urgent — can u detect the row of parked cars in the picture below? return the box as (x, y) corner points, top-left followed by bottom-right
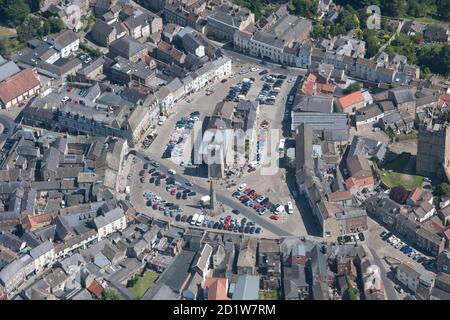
(337, 233), (365, 244)
(166, 111), (200, 158)
(380, 231), (432, 266)
(258, 75), (284, 105)
(176, 213), (263, 234)
(143, 191), (183, 216)
(232, 184), (285, 220)
(225, 78), (254, 102)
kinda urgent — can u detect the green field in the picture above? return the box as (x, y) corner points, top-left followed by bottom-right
(259, 290), (279, 300)
(127, 271), (158, 299)
(379, 170), (424, 190)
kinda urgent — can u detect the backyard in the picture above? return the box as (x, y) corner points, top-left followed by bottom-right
(258, 289), (279, 300)
(127, 271), (159, 299)
(378, 152), (424, 190)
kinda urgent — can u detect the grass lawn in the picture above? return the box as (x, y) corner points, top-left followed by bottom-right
(258, 290), (279, 300)
(382, 152), (412, 172)
(127, 271), (158, 299)
(378, 170), (424, 190)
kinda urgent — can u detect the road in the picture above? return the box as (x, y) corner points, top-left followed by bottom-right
(130, 150), (294, 237)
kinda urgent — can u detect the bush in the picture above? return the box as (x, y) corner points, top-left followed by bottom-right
(101, 288), (121, 300)
(344, 82), (361, 94)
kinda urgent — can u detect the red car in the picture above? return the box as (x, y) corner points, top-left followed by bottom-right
(248, 167), (256, 173)
(270, 215), (279, 221)
(152, 204), (158, 210)
(170, 188), (177, 195)
(139, 170), (145, 176)
(243, 187), (252, 194)
(239, 195), (248, 202)
(250, 193), (258, 200)
(224, 223), (229, 231)
(254, 203), (260, 210)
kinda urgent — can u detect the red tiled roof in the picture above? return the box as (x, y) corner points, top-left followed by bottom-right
(204, 277), (229, 300)
(22, 213), (53, 231)
(87, 280), (104, 298)
(346, 176), (374, 189)
(338, 91), (364, 109)
(439, 93), (450, 109)
(0, 69), (40, 104)
(408, 187), (422, 203)
(326, 190), (352, 202)
(158, 41), (172, 52)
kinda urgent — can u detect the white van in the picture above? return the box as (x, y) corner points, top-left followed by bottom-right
(275, 205), (285, 214)
(287, 201), (293, 214)
(191, 213), (199, 225)
(196, 215), (205, 226)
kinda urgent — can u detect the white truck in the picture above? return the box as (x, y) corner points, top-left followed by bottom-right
(191, 213), (199, 225)
(196, 215), (205, 226)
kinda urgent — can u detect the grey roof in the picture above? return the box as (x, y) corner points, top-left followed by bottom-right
(29, 240), (54, 259)
(110, 36), (146, 58)
(355, 104), (383, 122)
(0, 254), (33, 285)
(0, 232), (25, 252)
(48, 30), (79, 48)
(389, 88), (416, 105)
(293, 95), (334, 113)
(397, 262), (421, 278)
(91, 19), (114, 36)
(283, 265), (308, 299)
(253, 31), (284, 49)
(71, 288), (93, 300)
(156, 249), (196, 292)
(0, 61), (20, 82)
(232, 274), (260, 300)
(94, 207), (124, 230)
(347, 135), (386, 160)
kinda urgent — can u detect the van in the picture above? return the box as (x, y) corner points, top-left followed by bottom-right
(275, 205), (285, 214)
(196, 215), (205, 226)
(191, 213), (199, 225)
(287, 201), (293, 214)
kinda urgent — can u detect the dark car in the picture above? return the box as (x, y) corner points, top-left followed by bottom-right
(152, 204), (158, 210)
(188, 192), (197, 197)
(232, 209), (240, 215)
(155, 179), (161, 186)
(181, 215), (188, 222)
(213, 222), (219, 229)
(186, 215), (193, 224)
(244, 226), (250, 233)
(149, 177), (155, 183)
(358, 233), (365, 241)
(146, 200), (152, 207)
(175, 214), (181, 221)
(249, 227), (255, 234)
(165, 202), (174, 207)
(221, 79), (227, 83)
(176, 192), (181, 199)
(344, 235), (351, 242)
(182, 189), (190, 194)
(143, 163), (149, 169)
(148, 168), (156, 174)
(208, 221), (215, 228)
(182, 193), (188, 200)
(259, 69), (268, 75)
(185, 182), (193, 187)
(277, 75), (287, 79)
(218, 222), (224, 230)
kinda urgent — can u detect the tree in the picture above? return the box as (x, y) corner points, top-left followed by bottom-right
(382, 0), (407, 17)
(291, 0), (318, 19)
(344, 82), (361, 94)
(17, 15), (42, 42)
(43, 17), (64, 35)
(102, 288), (121, 300)
(436, 0), (450, 19)
(0, 0), (30, 27)
(365, 36), (379, 58)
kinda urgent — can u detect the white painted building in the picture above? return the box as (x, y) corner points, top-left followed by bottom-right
(30, 241), (56, 274)
(47, 30), (80, 58)
(396, 263), (421, 293)
(94, 208), (127, 240)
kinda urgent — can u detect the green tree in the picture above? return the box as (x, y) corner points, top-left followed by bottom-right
(436, 0), (450, 19)
(0, 0), (30, 27)
(102, 288), (121, 300)
(344, 82), (361, 94)
(365, 36), (379, 58)
(17, 15), (42, 42)
(43, 17), (64, 35)
(291, 0), (318, 19)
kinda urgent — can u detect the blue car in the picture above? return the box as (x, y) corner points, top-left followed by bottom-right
(244, 226), (250, 233)
(255, 227), (262, 234)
